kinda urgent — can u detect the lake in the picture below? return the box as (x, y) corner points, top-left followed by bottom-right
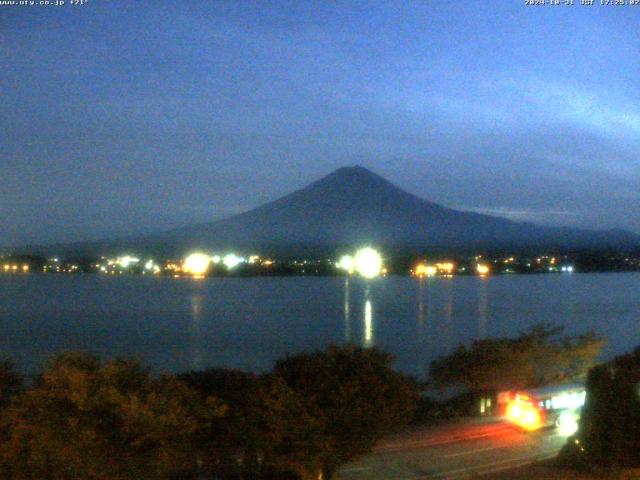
(1, 273), (638, 378)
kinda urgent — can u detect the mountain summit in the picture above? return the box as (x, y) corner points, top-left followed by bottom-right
(147, 166), (636, 254)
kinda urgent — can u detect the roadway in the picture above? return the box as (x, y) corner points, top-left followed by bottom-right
(337, 418), (567, 479)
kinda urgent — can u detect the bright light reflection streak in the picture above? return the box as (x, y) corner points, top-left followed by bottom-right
(191, 295), (204, 370)
(344, 277), (351, 341)
(364, 299), (373, 347)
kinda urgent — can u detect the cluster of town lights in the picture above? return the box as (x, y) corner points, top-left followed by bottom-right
(2, 264), (29, 272)
(414, 262), (455, 277)
(182, 252), (247, 277)
(412, 261), (491, 277)
(338, 247), (383, 279)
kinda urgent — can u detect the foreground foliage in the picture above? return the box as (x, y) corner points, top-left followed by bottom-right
(181, 345), (419, 480)
(0, 352), (223, 480)
(270, 345), (419, 479)
(0, 346), (418, 480)
(0, 362), (22, 408)
(430, 323), (605, 394)
(565, 346), (640, 469)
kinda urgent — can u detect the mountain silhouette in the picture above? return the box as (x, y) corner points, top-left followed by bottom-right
(26, 166), (639, 256)
(145, 166), (637, 254)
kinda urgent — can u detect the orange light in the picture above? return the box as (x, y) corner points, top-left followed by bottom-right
(414, 263), (428, 277)
(476, 264), (490, 276)
(505, 399), (541, 431)
(435, 262), (455, 274)
(414, 263), (438, 277)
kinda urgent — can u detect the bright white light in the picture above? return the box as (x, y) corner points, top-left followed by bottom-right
(552, 392), (585, 410)
(118, 256), (139, 268)
(184, 253), (211, 276)
(338, 255), (355, 273)
(211, 255), (221, 264)
(364, 299), (373, 347)
(223, 254), (241, 270)
(144, 260), (154, 270)
(557, 410), (579, 437)
(355, 248), (383, 279)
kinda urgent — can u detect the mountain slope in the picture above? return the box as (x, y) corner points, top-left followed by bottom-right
(27, 166), (639, 256)
(148, 166), (637, 254)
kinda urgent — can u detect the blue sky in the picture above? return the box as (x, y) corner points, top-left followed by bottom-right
(2, 0), (639, 245)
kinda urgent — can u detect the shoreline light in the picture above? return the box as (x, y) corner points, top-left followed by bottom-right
(183, 253), (211, 276)
(354, 248), (383, 279)
(476, 264), (490, 276)
(223, 253), (241, 270)
(338, 255), (355, 274)
(414, 263), (436, 277)
(118, 255), (139, 268)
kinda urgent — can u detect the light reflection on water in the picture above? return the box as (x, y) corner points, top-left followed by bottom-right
(343, 277), (351, 342)
(478, 278), (489, 339)
(1, 273), (639, 378)
(363, 289), (373, 348)
(190, 293), (204, 371)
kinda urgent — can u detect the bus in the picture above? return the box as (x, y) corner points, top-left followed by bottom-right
(497, 383), (586, 436)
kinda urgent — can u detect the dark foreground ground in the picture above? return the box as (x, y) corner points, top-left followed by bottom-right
(337, 417), (640, 479)
(337, 417), (566, 480)
(479, 461), (640, 479)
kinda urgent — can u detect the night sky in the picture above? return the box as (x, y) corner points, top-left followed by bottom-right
(2, 1), (639, 247)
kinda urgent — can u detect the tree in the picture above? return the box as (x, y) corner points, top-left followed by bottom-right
(179, 368), (266, 478)
(267, 345), (419, 480)
(430, 324), (605, 394)
(575, 346), (640, 468)
(0, 352), (224, 480)
(0, 361), (22, 409)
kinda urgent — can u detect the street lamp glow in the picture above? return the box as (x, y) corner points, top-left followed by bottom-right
(354, 248), (383, 279)
(338, 255), (355, 274)
(118, 255), (139, 268)
(557, 411), (579, 437)
(476, 264), (490, 276)
(223, 253), (241, 270)
(184, 253), (211, 276)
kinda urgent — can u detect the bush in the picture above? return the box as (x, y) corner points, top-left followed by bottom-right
(0, 352), (223, 480)
(576, 347), (640, 468)
(0, 361), (22, 409)
(430, 323), (605, 394)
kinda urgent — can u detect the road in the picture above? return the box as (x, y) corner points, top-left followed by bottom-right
(337, 418), (567, 479)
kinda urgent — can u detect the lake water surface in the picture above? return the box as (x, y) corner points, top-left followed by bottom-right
(1, 273), (639, 378)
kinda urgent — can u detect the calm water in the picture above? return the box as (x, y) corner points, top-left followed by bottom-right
(1, 273), (639, 378)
